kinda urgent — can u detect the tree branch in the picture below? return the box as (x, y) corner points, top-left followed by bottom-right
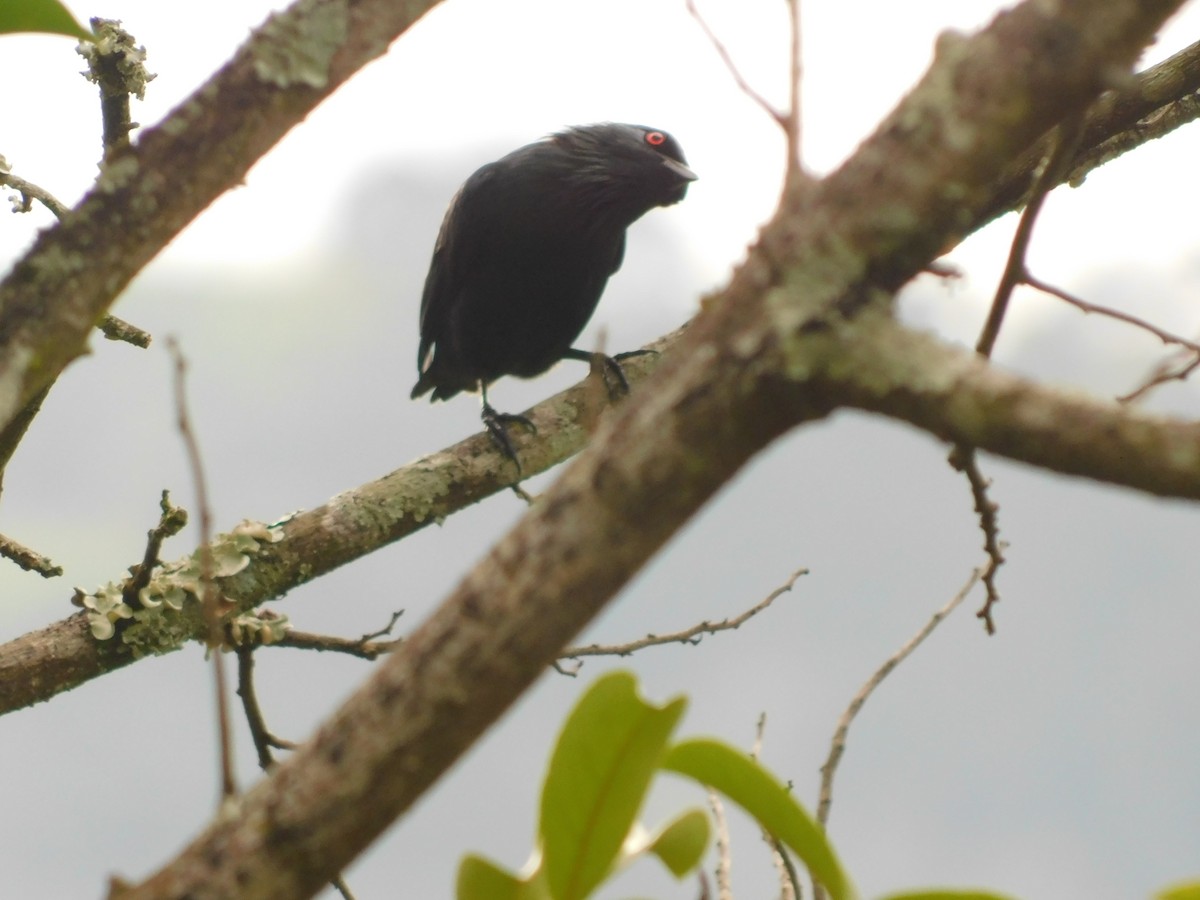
(0, 353), (652, 715)
(969, 36), (1200, 233)
(827, 314), (1200, 498)
(0, 0), (445, 441)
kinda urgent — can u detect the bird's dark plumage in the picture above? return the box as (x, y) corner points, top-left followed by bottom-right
(411, 123), (695, 408)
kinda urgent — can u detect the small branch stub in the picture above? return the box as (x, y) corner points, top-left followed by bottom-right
(77, 18), (155, 157)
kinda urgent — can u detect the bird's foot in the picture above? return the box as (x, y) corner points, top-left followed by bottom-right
(600, 349), (660, 399)
(481, 402), (536, 476)
(564, 347), (659, 400)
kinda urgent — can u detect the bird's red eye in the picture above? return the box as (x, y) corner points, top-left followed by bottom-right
(645, 131), (667, 147)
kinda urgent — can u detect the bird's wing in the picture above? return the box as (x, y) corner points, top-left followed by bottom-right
(415, 164), (500, 373)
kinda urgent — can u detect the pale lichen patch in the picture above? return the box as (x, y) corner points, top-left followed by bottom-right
(251, 0), (349, 89)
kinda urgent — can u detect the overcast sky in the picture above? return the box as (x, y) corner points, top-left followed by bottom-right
(2, 2), (1199, 898)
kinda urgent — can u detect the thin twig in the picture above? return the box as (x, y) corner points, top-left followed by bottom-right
(950, 116), (1086, 636)
(948, 446), (1005, 633)
(237, 631), (355, 899)
(358, 609), (405, 643)
(0, 169), (71, 218)
(1120, 350), (1200, 404)
(275, 631), (402, 660)
(559, 568), (806, 662)
(785, 0), (803, 179)
(1024, 271), (1200, 404)
(816, 566), (980, 830)
(0, 533), (63, 578)
(751, 713), (802, 900)
(266, 609), (405, 658)
(169, 338), (238, 801)
(977, 114), (1086, 357)
(708, 790), (734, 900)
(772, 842), (800, 900)
(235, 645), (297, 771)
(751, 711), (766, 760)
(122, 490), (188, 606)
(1025, 273), (1200, 355)
(0, 165), (150, 349)
(685, 0), (787, 129)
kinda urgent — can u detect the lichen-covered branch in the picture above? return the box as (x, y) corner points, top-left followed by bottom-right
(0, 0), (445, 446)
(822, 313), (1200, 498)
(78, 18), (155, 159)
(0, 361), (636, 714)
(971, 36), (1200, 232)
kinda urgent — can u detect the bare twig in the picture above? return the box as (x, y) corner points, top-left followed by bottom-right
(951, 116), (1086, 635)
(1120, 349), (1200, 403)
(121, 490), (188, 605)
(275, 631), (401, 660)
(947, 446), (1005, 633)
(748, 713), (802, 900)
(772, 843), (800, 900)
(168, 338), (237, 801)
(0, 532), (63, 578)
(235, 645), (297, 771)
(977, 114), (1086, 357)
(264, 609), (405, 659)
(751, 711), (766, 760)
(1025, 273), (1200, 356)
(559, 568), (806, 662)
(708, 789), (734, 900)
(0, 168), (70, 218)
(785, 0), (803, 178)
(685, 0), (787, 129)
(236, 630), (355, 900)
(816, 567), (980, 829)
(358, 609), (405, 643)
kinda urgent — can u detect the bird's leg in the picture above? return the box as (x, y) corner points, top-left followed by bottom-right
(564, 347), (658, 400)
(612, 348), (659, 364)
(479, 381), (536, 476)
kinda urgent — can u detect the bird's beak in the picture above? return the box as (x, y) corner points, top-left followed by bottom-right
(662, 156), (698, 183)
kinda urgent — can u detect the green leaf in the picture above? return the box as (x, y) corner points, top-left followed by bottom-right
(878, 892), (1017, 900)
(641, 808), (710, 877)
(539, 671), (687, 900)
(662, 738), (855, 900)
(457, 854), (550, 900)
(0, 0), (92, 40)
(1157, 882), (1200, 900)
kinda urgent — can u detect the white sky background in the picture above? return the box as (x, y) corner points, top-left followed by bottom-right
(2, 2), (1200, 898)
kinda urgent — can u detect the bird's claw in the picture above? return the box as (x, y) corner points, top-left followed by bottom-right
(481, 403), (536, 476)
(599, 349), (659, 400)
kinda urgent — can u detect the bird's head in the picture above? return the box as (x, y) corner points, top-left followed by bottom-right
(552, 123), (697, 211)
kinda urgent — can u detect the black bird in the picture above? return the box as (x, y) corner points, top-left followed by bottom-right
(411, 122), (696, 468)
